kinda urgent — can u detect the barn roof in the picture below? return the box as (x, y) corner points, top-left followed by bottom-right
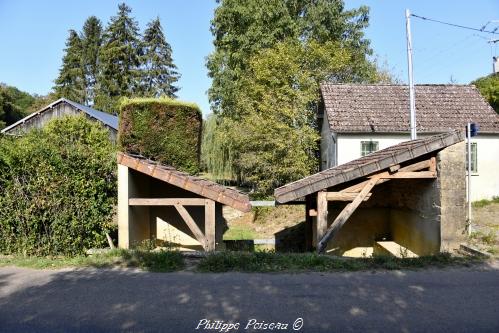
(274, 130), (464, 203)
(1, 98), (118, 134)
(117, 152), (252, 212)
(321, 83), (499, 134)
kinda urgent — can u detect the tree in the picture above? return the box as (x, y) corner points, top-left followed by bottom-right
(204, 0), (386, 194)
(0, 83), (36, 128)
(472, 73), (499, 113)
(0, 115), (116, 256)
(140, 18), (180, 98)
(95, 3), (142, 113)
(81, 16), (103, 105)
(53, 30), (86, 103)
(207, 0), (376, 118)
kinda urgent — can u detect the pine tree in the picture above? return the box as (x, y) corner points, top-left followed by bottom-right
(140, 18), (180, 98)
(81, 16), (102, 105)
(53, 30), (86, 103)
(95, 3), (141, 113)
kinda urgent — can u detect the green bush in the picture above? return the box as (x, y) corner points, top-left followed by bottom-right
(118, 97), (202, 174)
(0, 115), (117, 256)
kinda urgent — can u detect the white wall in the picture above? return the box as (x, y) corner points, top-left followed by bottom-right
(332, 133), (499, 201)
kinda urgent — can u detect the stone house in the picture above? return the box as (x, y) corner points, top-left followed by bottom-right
(319, 84), (499, 200)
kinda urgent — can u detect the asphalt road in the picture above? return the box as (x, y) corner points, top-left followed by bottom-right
(0, 263), (498, 333)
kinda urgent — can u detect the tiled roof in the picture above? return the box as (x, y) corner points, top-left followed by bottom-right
(117, 152), (252, 212)
(321, 84), (499, 133)
(1, 98), (118, 134)
(274, 131), (464, 203)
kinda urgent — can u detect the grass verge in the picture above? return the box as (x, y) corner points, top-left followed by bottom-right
(472, 196), (499, 208)
(197, 251), (484, 273)
(0, 249), (184, 272)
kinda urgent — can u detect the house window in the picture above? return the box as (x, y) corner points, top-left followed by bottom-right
(467, 142), (477, 173)
(361, 141), (379, 156)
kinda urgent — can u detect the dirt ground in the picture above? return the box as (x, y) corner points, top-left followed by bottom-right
(224, 205), (304, 240)
(470, 202), (499, 257)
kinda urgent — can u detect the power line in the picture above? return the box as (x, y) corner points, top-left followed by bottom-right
(411, 14), (499, 35)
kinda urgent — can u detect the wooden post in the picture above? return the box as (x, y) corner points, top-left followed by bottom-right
(305, 195), (313, 251)
(205, 199), (216, 251)
(317, 178), (378, 254)
(317, 191), (328, 247)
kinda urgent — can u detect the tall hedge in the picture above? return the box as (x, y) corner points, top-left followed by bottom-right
(118, 97), (202, 174)
(0, 115), (117, 256)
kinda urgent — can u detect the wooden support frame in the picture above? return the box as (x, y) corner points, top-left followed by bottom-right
(317, 178), (379, 254)
(315, 156), (438, 253)
(128, 197), (217, 251)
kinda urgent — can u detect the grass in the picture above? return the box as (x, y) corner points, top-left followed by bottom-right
(223, 224), (258, 240)
(0, 249), (184, 272)
(472, 196), (499, 208)
(196, 251), (484, 273)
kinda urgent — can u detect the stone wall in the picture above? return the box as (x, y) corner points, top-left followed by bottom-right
(437, 142), (467, 251)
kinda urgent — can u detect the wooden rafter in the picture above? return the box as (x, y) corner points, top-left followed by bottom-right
(339, 158), (433, 193)
(317, 177), (380, 254)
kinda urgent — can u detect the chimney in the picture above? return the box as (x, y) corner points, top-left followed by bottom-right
(494, 56), (499, 74)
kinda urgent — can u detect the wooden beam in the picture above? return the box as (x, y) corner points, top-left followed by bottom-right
(429, 156), (436, 172)
(129, 198), (206, 206)
(205, 200), (216, 251)
(326, 192), (372, 201)
(174, 204), (207, 248)
(317, 178), (379, 254)
(308, 209), (317, 217)
(317, 191), (328, 246)
(340, 159), (432, 193)
(389, 164), (401, 173)
(378, 171), (436, 179)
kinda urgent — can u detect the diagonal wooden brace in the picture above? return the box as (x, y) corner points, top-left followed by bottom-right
(174, 204), (207, 249)
(317, 177), (379, 254)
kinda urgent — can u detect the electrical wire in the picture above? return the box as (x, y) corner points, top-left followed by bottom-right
(411, 14), (499, 35)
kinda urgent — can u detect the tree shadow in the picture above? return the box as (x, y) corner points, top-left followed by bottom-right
(0, 265), (498, 332)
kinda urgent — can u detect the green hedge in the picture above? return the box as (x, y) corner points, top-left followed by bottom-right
(118, 97), (202, 174)
(0, 115), (117, 256)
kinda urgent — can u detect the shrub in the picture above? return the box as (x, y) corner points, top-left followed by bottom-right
(0, 115), (117, 256)
(119, 97), (202, 174)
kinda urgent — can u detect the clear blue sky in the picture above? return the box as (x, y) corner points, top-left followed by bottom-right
(0, 0), (498, 116)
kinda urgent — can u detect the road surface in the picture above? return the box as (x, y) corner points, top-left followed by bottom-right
(0, 263), (498, 332)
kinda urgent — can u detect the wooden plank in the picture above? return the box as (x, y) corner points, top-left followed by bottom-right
(174, 204), (207, 248)
(326, 192), (372, 201)
(378, 171), (436, 179)
(317, 178), (379, 254)
(429, 156), (437, 172)
(317, 191), (328, 247)
(204, 200), (216, 251)
(250, 200), (275, 207)
(129, 198), (206, 206)
(340, 159), (432, 193)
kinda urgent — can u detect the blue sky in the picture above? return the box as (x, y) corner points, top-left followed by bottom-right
(0, 0), (498, 116)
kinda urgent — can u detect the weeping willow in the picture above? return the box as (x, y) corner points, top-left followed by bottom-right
(201, 114), (238, 183)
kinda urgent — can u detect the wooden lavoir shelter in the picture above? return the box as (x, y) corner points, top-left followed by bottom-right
(275, 131), (467, 256)
(118, 152), (252, 251)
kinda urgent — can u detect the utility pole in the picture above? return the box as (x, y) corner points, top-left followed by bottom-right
(406, 9), (417, 140)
